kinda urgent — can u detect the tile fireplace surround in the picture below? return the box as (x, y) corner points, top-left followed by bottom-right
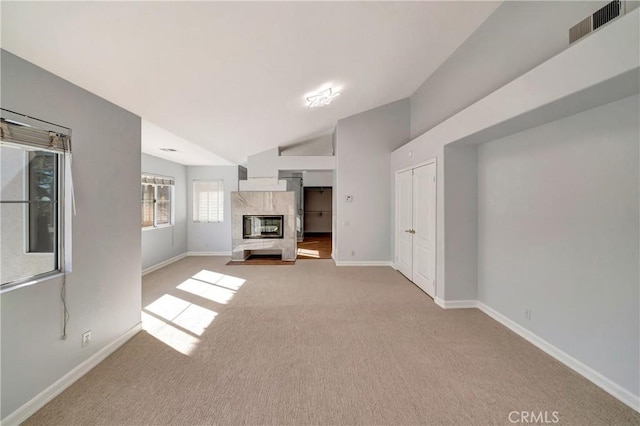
(231, 191), (296, 261)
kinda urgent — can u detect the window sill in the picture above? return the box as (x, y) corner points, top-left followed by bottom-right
(0, 270), (66, 294)
(142, 224), (174, 232)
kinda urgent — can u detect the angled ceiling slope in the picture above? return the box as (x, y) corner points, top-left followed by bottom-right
(1, 1), (500, 165)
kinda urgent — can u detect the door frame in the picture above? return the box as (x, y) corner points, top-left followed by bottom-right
(394, 157), (437, 295)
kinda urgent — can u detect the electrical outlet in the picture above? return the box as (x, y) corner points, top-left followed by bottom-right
(524, 309), (532, 320)
(351, 250), (355, 256)
(82, 330), (92, 347)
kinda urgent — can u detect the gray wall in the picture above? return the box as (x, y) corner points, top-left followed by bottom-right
(141, 154), (188, 270)
(187, 166), (239, 254)
(280, 134), (333, 156)
(302, 171), (333, 187)
(335, 99), (410, 262)
(410, 0), (610, 138)
(443, 144), (478, 301)
(477, 94), (640, 397)
(1, 50), (141, 419)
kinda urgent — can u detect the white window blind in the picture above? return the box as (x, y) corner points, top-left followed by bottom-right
(193, 180), (223, 223)
(1, 116), (71, 152)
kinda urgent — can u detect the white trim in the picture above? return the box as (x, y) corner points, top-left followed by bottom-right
(394, 157), (437, 174)
(2, 322), (142, 426)
(141, 223), (174, 232)
(434, 297), (478, 309)
(334, 260), (394, 267)
(186, 251), (231, 257)
(141, 253), (188, 276)
(0, 271), (65, 295)
(477, 302), (640, 413)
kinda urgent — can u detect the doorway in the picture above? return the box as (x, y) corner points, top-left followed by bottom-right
(395, 160), (436, 297)
(299, 187), (332, 259)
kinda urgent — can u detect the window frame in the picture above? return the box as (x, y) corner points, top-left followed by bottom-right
(141, 174), (175, 230)
(1, 110), (71, 292)
(192, 179), (224, 223)
(1, 143), (66, 290)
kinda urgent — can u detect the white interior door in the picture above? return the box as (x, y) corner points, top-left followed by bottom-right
(396, 169), (413, 280)
(395, 161), (437, 298)
(412, 163), (436, 297)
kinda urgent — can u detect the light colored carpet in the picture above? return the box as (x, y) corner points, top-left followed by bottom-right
(25, 257), (639, 425)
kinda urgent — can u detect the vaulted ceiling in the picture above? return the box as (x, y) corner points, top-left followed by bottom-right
(1, 1), (500, 165)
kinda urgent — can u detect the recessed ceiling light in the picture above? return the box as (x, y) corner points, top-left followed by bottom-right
(306, 86), (341, 108)
(160, 148), (178, 152)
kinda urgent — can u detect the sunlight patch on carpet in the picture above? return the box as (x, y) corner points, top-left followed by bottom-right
(178, 278), (235, 304)
(141, 269), (245, 355)
(192, 269), (246, 290)
(142, 311), (201, 355)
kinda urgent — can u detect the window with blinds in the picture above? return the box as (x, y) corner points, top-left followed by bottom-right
(141, 174), (174, 228)
(0, 111), (71, 288)
(193, 180), (224, 223)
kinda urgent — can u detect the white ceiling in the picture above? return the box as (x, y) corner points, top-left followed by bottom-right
(1, 1), (500, 165)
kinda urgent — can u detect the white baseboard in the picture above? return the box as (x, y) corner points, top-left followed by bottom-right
(187, 251), (231, 256)
(477, 302), (640, 413)
(2, 322), (142, 426)
(334, 261), (394, 267)
(142, 253), (188, 276)
(434, 297), (478, 309)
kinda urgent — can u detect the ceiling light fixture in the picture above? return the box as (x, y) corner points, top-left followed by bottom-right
(306, 86), (341, 108)
(160, 148), (177, 152)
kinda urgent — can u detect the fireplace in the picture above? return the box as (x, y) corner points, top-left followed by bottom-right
(243, 215), (284, 239)
(232, 192), (295, 261)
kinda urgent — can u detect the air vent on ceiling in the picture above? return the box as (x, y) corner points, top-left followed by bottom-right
(569, 0), (624, 44)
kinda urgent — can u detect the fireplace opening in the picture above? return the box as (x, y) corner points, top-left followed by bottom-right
(243, 215), (284, 239)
